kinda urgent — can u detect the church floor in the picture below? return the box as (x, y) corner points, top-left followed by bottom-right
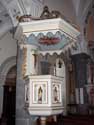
(46, 115), (94, 125)
(0, 115), (94, 125)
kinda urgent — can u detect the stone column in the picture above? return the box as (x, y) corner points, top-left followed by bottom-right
(16, 43), (27, 125)
(72, 53), (89, 114)
(16, 43), (37, 125)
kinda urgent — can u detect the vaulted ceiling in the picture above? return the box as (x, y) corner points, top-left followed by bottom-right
(0, 1), (12, 38)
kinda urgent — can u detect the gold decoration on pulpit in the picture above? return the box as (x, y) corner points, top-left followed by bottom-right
(22, 47), (27, 78)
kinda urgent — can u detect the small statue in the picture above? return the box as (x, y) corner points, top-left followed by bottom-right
(16, 15), (32, 22)
(51, 10), (62, 18)
(54, 86), (59, 102)
(40, 6), (51, 19)
(38, 86), (43, 103)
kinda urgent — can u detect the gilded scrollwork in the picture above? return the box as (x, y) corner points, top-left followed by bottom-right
(22, 47), (27, 78)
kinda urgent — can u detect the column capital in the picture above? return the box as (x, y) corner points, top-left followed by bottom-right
(18, 35), (27, 45)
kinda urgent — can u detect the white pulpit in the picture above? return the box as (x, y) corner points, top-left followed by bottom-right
(25, 75), (63, 116)
(20, 16), (80, 117)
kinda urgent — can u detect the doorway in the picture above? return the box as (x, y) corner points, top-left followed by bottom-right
(1, 65), (16, 125)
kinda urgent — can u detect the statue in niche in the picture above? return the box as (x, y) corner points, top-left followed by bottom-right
(54, 86), (59, 102)
(38, 86), (43, 103)
(26, 86), (29, 102)
(58, 60), (62, 68)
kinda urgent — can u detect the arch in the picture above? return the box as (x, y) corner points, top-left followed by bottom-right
(0, 56), (16, 86)
(55, 58), (65, 76)
(5, 65), (16, 86)
(0, 2), (11, 38)
(0, 56), (16, 118)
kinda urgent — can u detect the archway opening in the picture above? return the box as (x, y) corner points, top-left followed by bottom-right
(2, 65), (17, 125)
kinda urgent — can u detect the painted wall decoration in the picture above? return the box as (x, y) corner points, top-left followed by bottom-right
(52, 83), (61, 103)
(39, 36), (60, 45)
(27, 31), (71, 51)
(32, 81), (48, 104)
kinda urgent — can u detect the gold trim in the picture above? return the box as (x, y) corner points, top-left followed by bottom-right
(22, 47), (27, 78)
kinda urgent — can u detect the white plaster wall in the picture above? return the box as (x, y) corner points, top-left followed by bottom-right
(0, 32), (17, 118)
(72, 0), (80, 16)
(0, 32), (17, 66)
(18, 0), (44, 16)
(30, 0), (44, 17)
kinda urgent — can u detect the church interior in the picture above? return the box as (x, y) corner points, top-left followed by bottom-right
(0, 0), (94, 125)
